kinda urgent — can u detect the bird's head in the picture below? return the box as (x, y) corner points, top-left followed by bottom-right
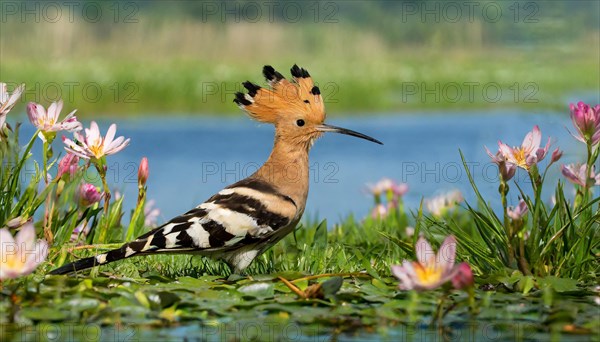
(234, 65), (382, 149)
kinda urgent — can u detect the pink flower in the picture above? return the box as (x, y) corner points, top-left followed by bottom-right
(425, 190), (463, 217)
(507, 199), (528, 220)
(70, 222), (91, 243)
(391, 236), (466, 291)
(485, 146), (517, 181)
(57, 153), (80, 180)
(79, 183), (102, 207)
(368, 178), (395, 196)
(371, 203), (389, 219)
(144, 200), (161, 227)
(561, 164), (600, 187)
(498, 125), (551, 170)
(138, 157), (149, 186)
(569, 102), (600, 146)
(391, 182), (409, 198)
(27, 101), (82, 142)
(63, 121), (130, 160)
(451, 262), (474, 290)
(551, 148), (563, 163)
(0, 222), (48, 280)
(0, 83), (25, 128)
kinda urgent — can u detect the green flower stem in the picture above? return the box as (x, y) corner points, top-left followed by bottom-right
(582, 143), (599, 211)
(407, 290), (419, 323)
(95, 160), (111, 244)
(500, 178), (514, 266)
(518, 235), (531, 275)
(526, 166), (542, 273)
(42, 140), (49, 185)
(431, 291), (449, 327)
(126, 185), (146, 240)
(467, 286), (477, 315)
(42, 138), (54, 244)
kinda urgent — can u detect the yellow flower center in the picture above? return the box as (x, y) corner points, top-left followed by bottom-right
(512, 147), (528, 168)
(4, 253), (25, 271)
(37, 116), (56, 128)
(88, 142), (105, 159)
(413, 262), (443, 286)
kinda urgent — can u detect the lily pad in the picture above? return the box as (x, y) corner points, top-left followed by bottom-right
(539, 277), (579, 293)
(20, 308), (68, 321)
(238, 282), (275, 299)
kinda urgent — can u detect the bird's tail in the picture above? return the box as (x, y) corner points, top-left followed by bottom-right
(49, 244), (135, 275)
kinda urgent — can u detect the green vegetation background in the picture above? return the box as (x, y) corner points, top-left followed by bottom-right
(1, 0), (598, 116)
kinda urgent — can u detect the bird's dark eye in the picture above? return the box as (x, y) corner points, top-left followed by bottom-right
(296, 119), (305, 127)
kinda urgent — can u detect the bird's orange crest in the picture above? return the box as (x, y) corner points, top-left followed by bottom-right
(234, 65), (326, 125)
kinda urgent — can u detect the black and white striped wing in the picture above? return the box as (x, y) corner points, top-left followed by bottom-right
(122, 178), (297, 256)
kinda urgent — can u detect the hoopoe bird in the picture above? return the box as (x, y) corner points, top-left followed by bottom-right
(50, 65), (382, 276)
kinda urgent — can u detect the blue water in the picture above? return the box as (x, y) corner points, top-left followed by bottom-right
(19, 110), (586, 225)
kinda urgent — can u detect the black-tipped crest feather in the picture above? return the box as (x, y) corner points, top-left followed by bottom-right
(234, 92), (251, 106)
(242, 81), (261, 97)
(290, 64), (310, 78)
(263, 65), (284, 83)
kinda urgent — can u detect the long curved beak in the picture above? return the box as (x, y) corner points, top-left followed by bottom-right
(317, 124), (383, 145)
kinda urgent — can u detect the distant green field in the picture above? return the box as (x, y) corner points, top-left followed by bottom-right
(4, 49), (597, 117)
(1, 18), (598, 116)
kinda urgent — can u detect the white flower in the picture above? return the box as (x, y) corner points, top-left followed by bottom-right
(63, 121), (130, 160)
(391, 236), (473, 291)
(507, 199), (529, 220)
(144, 200), (161, 227)
(0, 222), (48, 280)
(425, 190), (463, 217)
(27, 100), (82, 141)
(498, 125), (551, 170)
(0, 83), (25, 128)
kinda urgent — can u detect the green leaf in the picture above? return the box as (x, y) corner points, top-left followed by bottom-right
(238, 282), (275, 299)
(313, 219), (328, 250)
(20, 308), (68, 321)
(320, 277), (343, 297)
(538, 276), (579, 293)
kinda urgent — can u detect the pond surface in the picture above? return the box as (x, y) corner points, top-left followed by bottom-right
(23, 110), (584, 225)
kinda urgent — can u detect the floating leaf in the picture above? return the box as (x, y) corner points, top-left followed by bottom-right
(539, 277), (579, 293)
(20, 308), (68, 321)
(320, 277), (343, 298)
(238, 282), (275, 299)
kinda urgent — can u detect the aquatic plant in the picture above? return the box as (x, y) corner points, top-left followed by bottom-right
(428, 102), (600, 280)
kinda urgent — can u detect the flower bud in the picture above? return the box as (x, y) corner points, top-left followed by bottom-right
(551, 148), (563, 163)
(371, 203), (388, 219)
(79, 183), (102, 207)
(57, 153), (79, 180)
(507, 199), (528, 220)
(451, 262), (474, 290)
(138, 157), (149, 187)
